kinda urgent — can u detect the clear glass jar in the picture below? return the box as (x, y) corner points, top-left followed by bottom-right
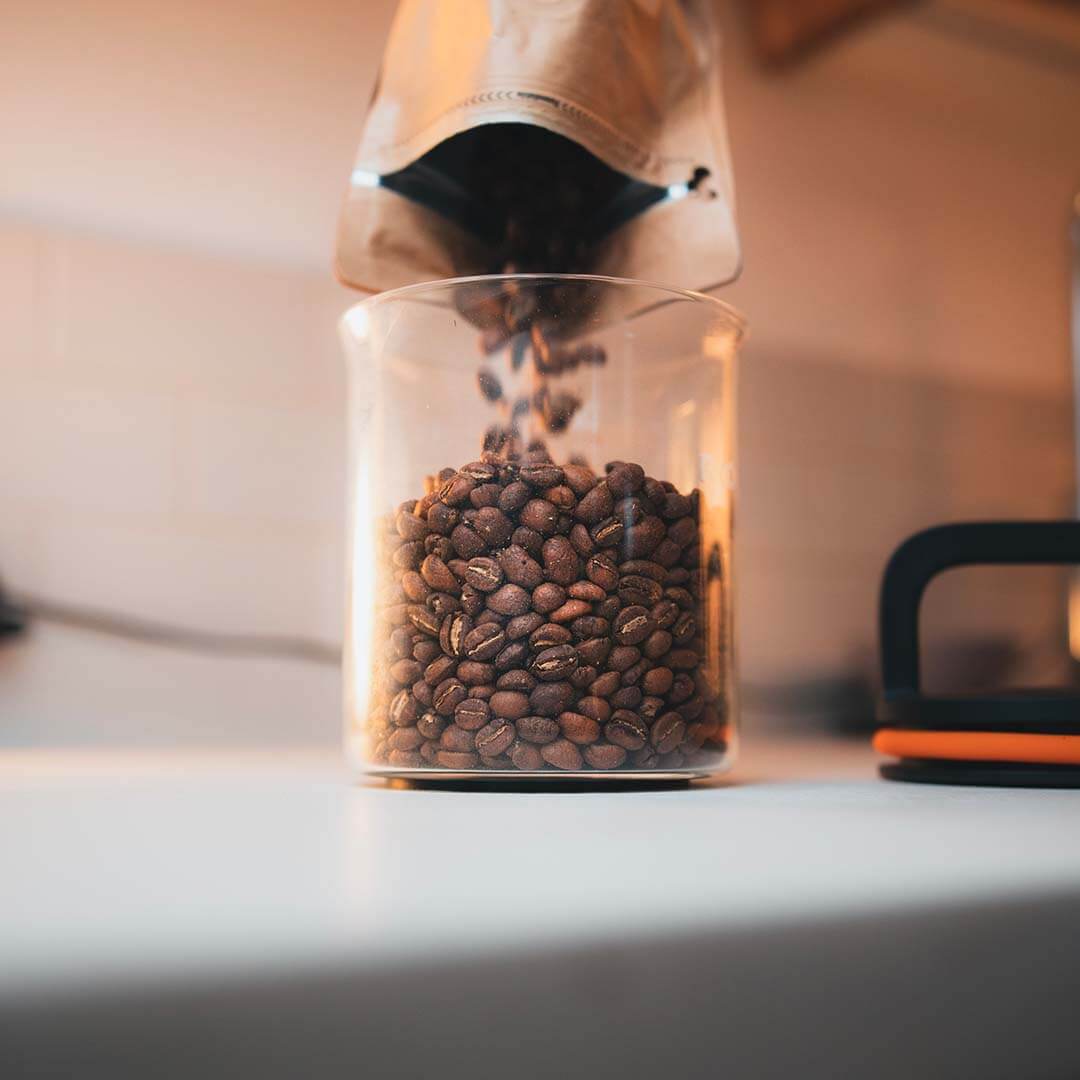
(341, 275), (744, 781)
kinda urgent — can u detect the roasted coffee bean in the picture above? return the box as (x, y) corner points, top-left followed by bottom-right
(392, 541), (425, 571)
(584, 743), (627, 770)
(570, 695), (609, 724)
(411, 679), (433, 707)
(667, 567), (690, 586)
(470, 506), (512, 547)
(651, 599), (679, 630)
(465, 556), (503, 593)
(476, 719), (516, 757)
(667, 516), (698, 548)
(541, 738), (583, 771)
(610, 685), (642, 710)
(517, 715), (560, 745)
(470, 483), (503, 508)
(576, 637), (612, 666)
(490, 690), (530, 720)
(427, 502), (460, 535)
(401, 571), (430, 603)
(642, 666), (674, 696)
(511, 525), (544, 559)
(558, 711), (600, 745)
(440, 726), (477, 753)
(607, 711), (648, 750)
(389, 690), (418, 727)
(413, 639), (441, 665)
(520, 463), (564, 488)
(542, 536), (578, 585)
(474, 609), (505, 627)
(669, 673), (695, 704)
(487, 583), (532, 616)
(520, 499), (559, 535)
(570, 615), (608, 639)
(678, 695), (706, 722)
(623, 516), (665, 558)
(390, 658), (422, 685)
(575, 483), (613, 525)
(652, 539), (682, 568)
(618, 574), (663, 607)
(450, 523), (485, 559)
(672, 612), (696, 644)
(390, 627), (414, 660)
(585, 553), (619, 591)
(408, 605), (441, 637)
(668, 648), (699, 670)
(469, 685), (495, 701)
(569, 522), (596, 556)
(661, 492), (695, 519)
(439, 612), (472, 657)
(457, 660), (496, 685)
(562, 463), (597, 495)
(591, 516), (624, 547)
(454, 698), (491, 731)
(639, 696), (665, 723)
(497, 669), (536, 692)
(550, 599), (591, 623)
(529, 681), (575, 717)
(462, 623), (506, 661)
(529, 582), (564, 614)
(544, 484), (576, 510)
(608, 645), (641, 672)
(614, 497), (645, 528)
(460, 460), (499, 483)
(596, 596), (621, 623)
(433, 678), (467, 716)
(651, 713), (686, 754)
(606, 462), (645, 496)
(396, 509), (428, 541)
(530, 623), (572, 649)
(571, 665), (597, 690)
(497, 480), (531, 514)
(436, 750), (479, 769)
(459, 584), (485, 616)
(498, 545), (544, 588)
(613, 606), (654, 645)
(426, 592), (460, 618)
(643, 630), (673, 660)
(439, 473), (475, 507)
(388, 749), (423, 768)
(620, 660), (650, 687)
(417, 712), (446, 740)
(621, 559), (667, 582)
(423, 655), (457, 686)
(567, 583), (604, 605)
(531, 644), (579, 681)
(495, 641), (529, 672)
(510, 740), (544, 770)
(507, 611), (544, 640)
(666, 586), (695, 610)
(477, 368), (503, 402)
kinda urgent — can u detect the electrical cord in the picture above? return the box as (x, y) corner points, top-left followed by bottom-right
(9, 591), (341, 666)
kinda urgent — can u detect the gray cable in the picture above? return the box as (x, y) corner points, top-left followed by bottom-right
(13, 593), (341, 666)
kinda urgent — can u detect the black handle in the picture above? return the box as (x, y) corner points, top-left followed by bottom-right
(879, 521), (1080, 698)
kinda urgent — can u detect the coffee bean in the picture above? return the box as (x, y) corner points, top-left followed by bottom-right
(460, 460), (499, 483)
(528, 582), (563, 614)
(571, 665), (597, 690)
(506, 611), (544, 640)
(388, 657), (421, 685)
(584, 743), (627, 769)
(401, 571), (430, 603)
(575, 483), (613, 526)
(639, 696), (664, 723)
(613, 606), (654, 646)
(487, 583), (532, 616)
(417, 712), (446, 739)
(611, 685), (642, 710)
(531, 644), (579, 681)
(457, 660), (496, 685)
(669, 673), (695, 704)
(427, 502), (460, 535)
(496, 669), (536, 692)
(388, 725), (424, 754)
(465, 556), (503, 592)
(476, 719), (516, 757)
(651, 599), (679, 629)
(544, 484), (576, 510)
(462, 622), (506, 661)
(454, 698), (491, 731)
(672, 612), (696, 644)
(511, 525), (544, 559)
(460, 584), (485, 616)
(470, 506), (512, 547)
(433, 678), (467, 716)
(530, 623), (572, 649)
(427, 592), (460, 618)
(474, 609), (505, 627)
(411, 678), (433, 707)
(542, 536), (578, 585)
(439, 612), (472, 657)
(494, 641), (528, 672)
(490, 690), (530, 720)
(440, 725), (477, 753)
(517, 715), (560, 744)
(470, 483), (502, 508)
(529, 681), (575, 716)
(439, 473), (475, 507)
(577, 637), (612, 667)
(661, 493), (695, 519)
(392, 541), (425, 570)
(615, 497), (645, 528)
(651, 713), (686, 754)
(559, 711), (600, 745)
(396, 509), (428, 541)
(642, 666), (674, 696)
(608, 645), (641, 672)
(388, 749), (423, 768)
(541, 739), (583, 770)
(422, 655), (455, 686)
(585, 554), (619, 592)
(520, 463), (564, 488)
(678, 695), (705, 722)
(620, 660), (650, 687)
(596, 595), (621, 622)
(562, 463), (597, 495)
(549, 599), (591, 623)
(576, 696), (611, 723)
(436, 750), (480, 769)
(621, 559), (667, 582)
(643, 630), (673, 660)
(668, 649), (699, 670)
(606, 462), (645, 496)
(510, 740), (544, 770)
(666, 586), (695, 609)
(618, 574), (663, 607)
(623, 516), (665, 558)
(498, 545), (544, 588)
(607, 711), (648, 750)
(520, 499), (559, 535)
(450, 523), (485, 559)
(408, 605), (441, 637)
(497, 480), (531, 514)
(477, 368), (503, 402)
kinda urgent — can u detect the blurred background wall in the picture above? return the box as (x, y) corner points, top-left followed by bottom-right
(1, 0), (1077, 744)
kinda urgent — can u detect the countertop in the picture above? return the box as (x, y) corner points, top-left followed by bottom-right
(2, 738), (1079, 1078)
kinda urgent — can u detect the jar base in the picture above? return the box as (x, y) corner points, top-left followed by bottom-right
(362, 764), (725, 785)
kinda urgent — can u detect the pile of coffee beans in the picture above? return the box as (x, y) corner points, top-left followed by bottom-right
(367, 448), (727, 772)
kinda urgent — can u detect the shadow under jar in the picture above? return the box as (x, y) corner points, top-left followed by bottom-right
(341, 275), (744, 781)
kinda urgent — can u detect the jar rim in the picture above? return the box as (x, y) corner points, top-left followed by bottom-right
(343, 272), (746, 339)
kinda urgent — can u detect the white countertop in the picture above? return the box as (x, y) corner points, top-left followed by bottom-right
(3, 739), (1080, 1078)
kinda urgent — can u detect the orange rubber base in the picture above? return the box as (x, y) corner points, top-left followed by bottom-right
(874, 728), (1080, 767)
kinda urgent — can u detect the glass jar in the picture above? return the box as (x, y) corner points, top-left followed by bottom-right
(341, 275), (744, 781)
